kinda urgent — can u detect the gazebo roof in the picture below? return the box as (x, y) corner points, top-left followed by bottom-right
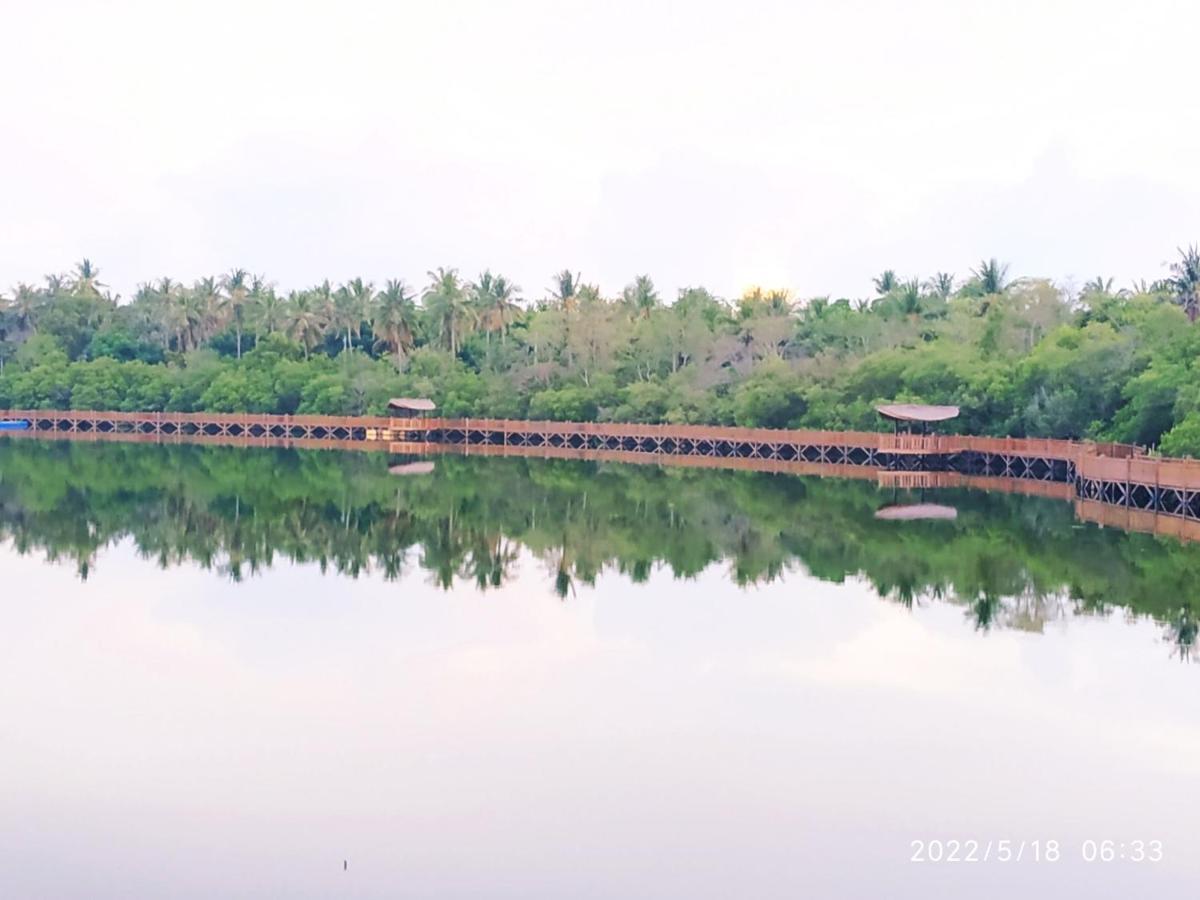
(874, 503), (959, 521)
(389, 461), (436, 476)
(388, 397), (437, 412)
(875, 403), (960, 423)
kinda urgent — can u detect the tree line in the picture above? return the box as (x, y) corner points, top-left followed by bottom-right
(3, 247), (1200, 453)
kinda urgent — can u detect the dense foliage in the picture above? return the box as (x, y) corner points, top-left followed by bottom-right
(0, 438), (1195, 656)
(3, 250), (1200, 452)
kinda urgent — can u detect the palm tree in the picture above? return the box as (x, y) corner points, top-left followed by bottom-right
(897, 278), (923, 319)
(471, 270), (521, 345)
(622, 274), (660, 318)
(220, 268), (250, 357)
(43, 273), (69, 296)
(332, 278), (373, 352)
(194, 276), (223, 346)
(462, 534), (520, 589)
(372, 279), (419, 366)
(548, 269), (582, 309)
(972, 258), (1009, 295)
(71, 258), (105, 297)
(924, 272), (955, 300)
(252, 284), (288, 338)
(423, 267), (476, 355)
(739, 286), (794, 317)
(873, 270), (898, 295)
(309, 279), (335, 334)
(143, 277), (181, 349)
(1169, 245), (1200, 323)
(576, 283), (602, 303)
(1081, 276), (1114, 296)
(1129, 278), (1173, 296)
(9, 282), (41, 333)
(173, 280), (220, 351)
(286, 290), (329, 358)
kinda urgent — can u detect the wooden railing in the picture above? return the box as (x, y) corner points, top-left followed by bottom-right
(0, 408), (1176, 490)
(0, 409), (395, 429)
(401, 417), (1145, 462)
(1076, 452), (1200, 491)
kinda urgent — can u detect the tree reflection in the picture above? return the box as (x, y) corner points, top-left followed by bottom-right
(2, 438), (1200, 647)
(1165, 605), (1198, 661)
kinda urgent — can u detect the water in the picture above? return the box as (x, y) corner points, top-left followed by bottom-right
(1, 440), (1198, 898)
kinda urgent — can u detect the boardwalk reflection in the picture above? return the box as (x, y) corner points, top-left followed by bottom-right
(0, 437), (1197, 656)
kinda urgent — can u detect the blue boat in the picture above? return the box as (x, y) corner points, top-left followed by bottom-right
(0, 420), (30, 431)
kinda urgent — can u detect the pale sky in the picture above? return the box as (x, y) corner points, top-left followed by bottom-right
(2, 0), (1198, 301)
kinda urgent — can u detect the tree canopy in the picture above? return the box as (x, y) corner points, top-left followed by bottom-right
(4, 249), (1200, 454)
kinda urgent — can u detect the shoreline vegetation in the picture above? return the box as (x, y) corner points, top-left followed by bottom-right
(3, 249), (1200, 453)
(0, 440), (1196, 657)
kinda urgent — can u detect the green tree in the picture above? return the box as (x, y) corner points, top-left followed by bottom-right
(70, 258), (106, 298)
(732, 362), (806, 428)
(333, 278), (373, 353)
(220, 268), (251, 358)
(924, 272), (955, 300)
(548, 269), (582, 309)
(372, 279), (419, 366)
(622, 274), (660, 318)
(1081, 275), (1114, 296)
(1169, 245), (1200, 323)
(252, 281), (287, 338)
(971, 258), (1010, 296)
(185, 276), (223, 351)
(471, 271), (521, 346)
(873, 270), (898, 295)
(423, 267), (475, 355)
(895, 279), (923, 319)
(286, 290), (329, 359)
(8, 283), (41, 334)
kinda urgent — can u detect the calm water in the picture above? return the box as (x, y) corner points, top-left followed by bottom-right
(1, 440), (1198, 898)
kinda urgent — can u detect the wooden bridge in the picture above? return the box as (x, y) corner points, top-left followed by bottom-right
(4, 409), (1200, 539)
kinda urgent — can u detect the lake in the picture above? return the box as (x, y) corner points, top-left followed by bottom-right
(1, 439), (1198, 898)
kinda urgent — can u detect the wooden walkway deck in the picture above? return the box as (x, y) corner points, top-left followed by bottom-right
(5, 409), (1200, 539)
(0, 409), (1133, 459)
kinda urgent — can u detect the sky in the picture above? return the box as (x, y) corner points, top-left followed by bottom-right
(2, 0), (1199, 302)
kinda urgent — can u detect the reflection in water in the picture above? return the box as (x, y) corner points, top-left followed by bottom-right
(0, 437), (1198, 656)
(2, 439), (1200, 899)
(874, 503), (959, 521)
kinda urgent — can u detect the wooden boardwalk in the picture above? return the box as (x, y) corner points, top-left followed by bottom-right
(5, 409), (1200, 539)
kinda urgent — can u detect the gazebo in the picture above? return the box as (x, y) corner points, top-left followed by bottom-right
(875, 403), (959, 435)
(387, 397), (437, 418)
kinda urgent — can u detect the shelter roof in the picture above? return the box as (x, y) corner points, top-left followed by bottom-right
(388, 397), (437, 412)
(874, 403), (959, 423)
